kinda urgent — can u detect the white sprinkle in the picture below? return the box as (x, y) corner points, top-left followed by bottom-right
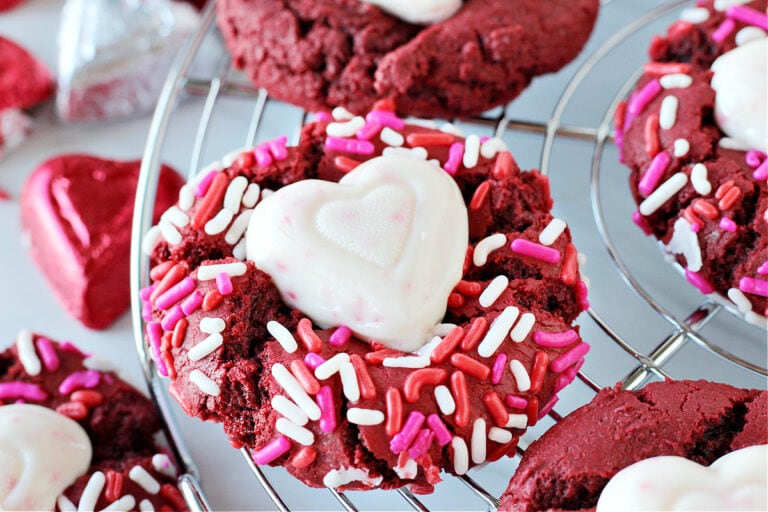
(691, 163), (712, 195)
(188, 333), (223, 361)
(394, 457), (418, 479)
(197, 262), (247, 280)
(57, 494), (76, 512)
(142, 225), (161, 255)
(463, 134), (480, 168)
(276, 417), (315, 446)
(382, 355), (430, 368)
(347, 408), (385, 425)
(158, 219), (182, 246)
(178, 185), (194, 211)
(204, 208), (234, 235)
(151, 453), (176, 478)
(314, 352), (350, 379)
(101, 495), (136, 512)
(488, 427), (513, 444)
(659, 96), (678, 130)
(736, 26), (766, 46)
(639, 173), (688, 216)
(728, 288), (753, 314)
(471, 418), (487, 464)
(139, 499), (154, 512)
(225, 209), (253, 245)
(434, 385), (456, 415)
(405, 118), (436, 129)
(272, 363), (322, 420)
(272, 395), (310, 426)
(673, 138), (690, 157)
(719, 137), (753, 151)
(480, 137), (507, 159)
(200, 317), (225, 334)
(431, 323), (457, 337)
(162, 206), (190, 228)
(327, 116), (366, 138)
(539, 218), (567, 246)
(16, 329), (40, 376)
(506, 414), (528, 429)
(339, 362), (360, 403)
(415, 335), (442, 360)
(233, 239), (247, 261)
(660, 74), (693, 89)
(477, 306), (519, 358)
(380, 127), (404, 147)
(479, 275), (509, 308)
(679, 7), (709, 23)
(189, 369), (220, 396)
(267, 320), (298, 354)
(473, 233), (507, 266)
(261, 188), (274, 199)
(332, 106), (354, 121)
(439, 122), (464, 136)
(509, 359), (531, 392)
(222, 148), (246, 167)
(745, 311), (768, 328)
(242, 183), (261, 208)
(77, 471), (106, 512)
(83, 356), (118, 373)
(382, 146), (428, 160)
(224, 175), (248, 213)
(714, 0), (750, 11)
(322, 467), (382, 488)
(451, 437), (469, 475)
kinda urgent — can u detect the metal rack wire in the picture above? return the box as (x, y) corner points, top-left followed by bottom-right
(130, 1), (768, 510)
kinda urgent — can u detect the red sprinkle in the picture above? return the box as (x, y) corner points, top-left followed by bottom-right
(296, 318), (323, 353)
(406, 132), (455, 147)
(682, 207), (704, 229)
(450, 371), (470, 427)
(56, 401), (89, 420)
(447, 293), (465, 308)
(614, 100), (627, 133)
(385, 388), (403, 437)
(71, 390), (103, 407)
(290, 359), (320, 395)
(202, 290), (224, 311)
(529, 351), (549, 393)
(191, 172), (229, 229)
(644, 113), (660, 157)
(149, 260), (175, 282)
(430, 326), (465, 364)
(403, 369), (448, 403)
(372, 98), (396, 112)
(450, 353), (490, 380)
(560, 243), (579, 285)
(525, 396), (539, 427)
(162, 352), (177, 380)
(334, 156), (362, 173)
(350, 354), (376, 400)
(149, 264), (186, 304)
(642, 61), (691, 75)
(237, 150), (255, 168)
(718, 186), (741, 211)
(463, 246), (473, 275)
(488, 438), (518, 462)
(469, 181), (491, 211)
(493, 151), (514, 179)
(104, 470), (123, 502)
(456, 280), (482, 297)
(460, 317), (489, 351)
(365, 349), (404, 365)
(692, 199), (719, 220)
(483, 391), (509, 428)
(291, 446), (318, 469)
(160, 484), (188, 511)
(172, 318), (188, 348)
(715, 180), (734, 200)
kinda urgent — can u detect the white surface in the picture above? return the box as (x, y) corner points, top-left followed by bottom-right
(1, 1), (766, 511)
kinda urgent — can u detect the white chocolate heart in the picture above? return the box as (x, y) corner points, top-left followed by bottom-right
(711, 37), (768, 153)
(246, 154), (468, 352)
(596, 445), (768, 511)
(0, 404), (92, 511)
(361, 0), (462, 25)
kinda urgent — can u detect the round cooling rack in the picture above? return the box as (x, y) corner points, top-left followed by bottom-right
(130, 0), (768, 510)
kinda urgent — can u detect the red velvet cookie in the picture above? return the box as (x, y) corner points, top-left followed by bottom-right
(141, 107), (590, 491)
(616, 0), (768, 326)
(0, 331), (188, 511)
(20, 155), (184, 329)
(216, 0), (600, 118)
(499, 379), (767, 512)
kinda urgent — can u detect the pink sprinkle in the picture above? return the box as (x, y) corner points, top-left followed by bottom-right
(577, 280), (590, 311)
(35, 337), (59, 372)
(328, 325), (351, 347)
(58, 370), (101, 395)
(632, 210), (653, 236)
(719, 217), (737, 232)
(161, 305), (184, 332)
(146, 322), (168, 377)
(757, 262), (768, 275)
(194, 170), (217, 198)
(254, 145), (273, 167)
(304, 353), (325, 370)
(324, 137), (375, 156)
(316, 386), (337, 433)
(550, 342), (590, 373)
(712, 18), (735, 43)
(746, 150), (766, 168)
(444, 142), (464, 175)
(554, 363), (581, 392)
(538, 394), (559, 420)
(267, 136), (289, 161)
(0, 382), (47, 401)
(740, 277), (768, 297)
(627, 80), (662, 117)
(313, 111), (332, 122)
(753, 160), (768, 181)
(480, 136), (490, 144)
(140, 285), (156, 301)
(366, 110), (405, 131)
(356, 120), (382, 140)
(216, 273), (234, 295)
(407, 428), (435, 459)
(491, 353), (508, 385)
(690, 221), (701, 233)
(727, 5), (768, 31)
(685, 269), (715, 294)
(506, 395), (528, 409)
(252, 436), (292, 465)
(181, 290), (203, 316)
(155, 277), (195, 310)
(533, 330), (579, 348)
(510, 239), (561, 264)
(638, 152), (671, 197)
(426, 414), (452, 446)
(390, 411), (425, 454)
(142, 300), (153, 322)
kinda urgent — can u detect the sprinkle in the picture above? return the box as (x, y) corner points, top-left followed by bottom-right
(178, 184), (194, 211)
(679, 7), (710, 23)
(349, 355), (376, 400)
(759, 261), (768, 275)
(719, 217), (737, 232)
(451, 353), (491, 380)
(754, 160), (768, 181)
(147, 323), (166, 375)
(719, 137), (753, 151)
(689, 163), (712, 195)
(433, 385), (456, 415)
(194, 170), (217, 198)
(483, 391), (510, 428)
(639, 152), (672, 197)
(385, 388), (403, 436)
(674, 138), (690, 157)
(197, 262), (247, 280)
(158, 219), (182, 245)
(325, 137), (375, 155)
(276, 417), (315, 446)
(660, 74), (693, 89)
(479, 275), (509, 308)
(491, 353), (508, 385)
(101, 496), (135, 512)
(254, 145), (273, 167)
(469, 181), (491, 211)
(339, 362), (360, 402)
(316, 385), (337, 433)
(35, 337), (59, 372)
(328, 325), (352, 347)
(151, 454), (175, 478)
(403, 368), (448, 403)
(291, 446), (318, 469)
(181, 291), (203, 316)
(266, 321), (298, 354)
(506, 395), (528, 409)
(150, 264), (185, 302)
(473, 233), (507, 266)
(188, 333), (223, 361)
(192, 173), (229, 230)
(252, 436), (292, 465)
(233, 239), (247, 260)
(202, 290), (224, 311)
(390, 411), (425, 454)
(510, 312), (536, 342)
(59, 370), (100, 395)
(225, 209), (253, 245)
(296, 318), (322, 352)
(456, 281), (482, 297)
(686, 269), (715, 294)
(627, 80), (662, 117)
(715, 0), (751, 11)
(736, 26), (767, 45)
(162, 206), (190, 228)
(529, 351), (549, 393)
(332, 106), (354, 120)
(450, 371), (470, 427)
(639, 172), (688, 216)
(508, 359), (531, 392)
(471, 418), (487, 464)
(728, 288), (753, 314)
(480, 137), (507, 159)
(441, 122), (464, 136)
(16, 329), (41, 376)
(138, 500), (153, 512)
(488, 427), (513, 445)
(726, 5), (768, 31)
(713, 18), (736, 42)
(550, 342), (590, 373)
(315, 353), (350, 379)
(406, 132), (454, 147)
(511, 239), (561, 263)
(740, 277), (768, 297)
(200, 317), (225, 334)
(56, 400), (88, 420)
(444, 142), (464, 175)
(78, 471), (106, 511)
(356, 120), (382, 140)
(493, 150), (515, 179)
(506, 414), (528, 429)
(539, 218), (567, 246)
(645, 114), (660, 157)
(0, 382), (47, 401)
(460, 317), (488, 351)
(272, 363), (321, 420)
(382, 355), (430, 368)
(451, 437), (469, 475)
(204, 209), (234, 236)
(408, 429), (435, 459)
(462, 134), (481, 168)
(477, 306), (519, 358)
(242, 183), (261, 208)
(129, 465), (160, 494)
(189, 369), (220, 396)
(290, 359), (320, 395)
(380, 127), (404, 147)
(304, 352), (325, 370)
(347, 408), (385, 425)
(718, 186), (741, 210)
(533, 329), (579, 348)
(659, 96), (678, 129)
(327, 116), (365, 138)
(366, 109), (405, 130)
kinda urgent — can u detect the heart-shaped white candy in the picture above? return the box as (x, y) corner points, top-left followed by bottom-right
(596, 444), (768, 511)
(0, 404), (92, 511)
(361, 0), (462, 25)
(246, 154), (468, 352)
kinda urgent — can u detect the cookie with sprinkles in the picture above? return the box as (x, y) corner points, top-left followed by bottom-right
(616, 0), (768, 327)
(142, 105), (590, 492)
(0, 330), (187, 511)
(216, 0), (600, 119)
(499, 379), (768, 511)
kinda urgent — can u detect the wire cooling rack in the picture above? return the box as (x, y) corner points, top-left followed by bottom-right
(130, 0), (768, 510)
